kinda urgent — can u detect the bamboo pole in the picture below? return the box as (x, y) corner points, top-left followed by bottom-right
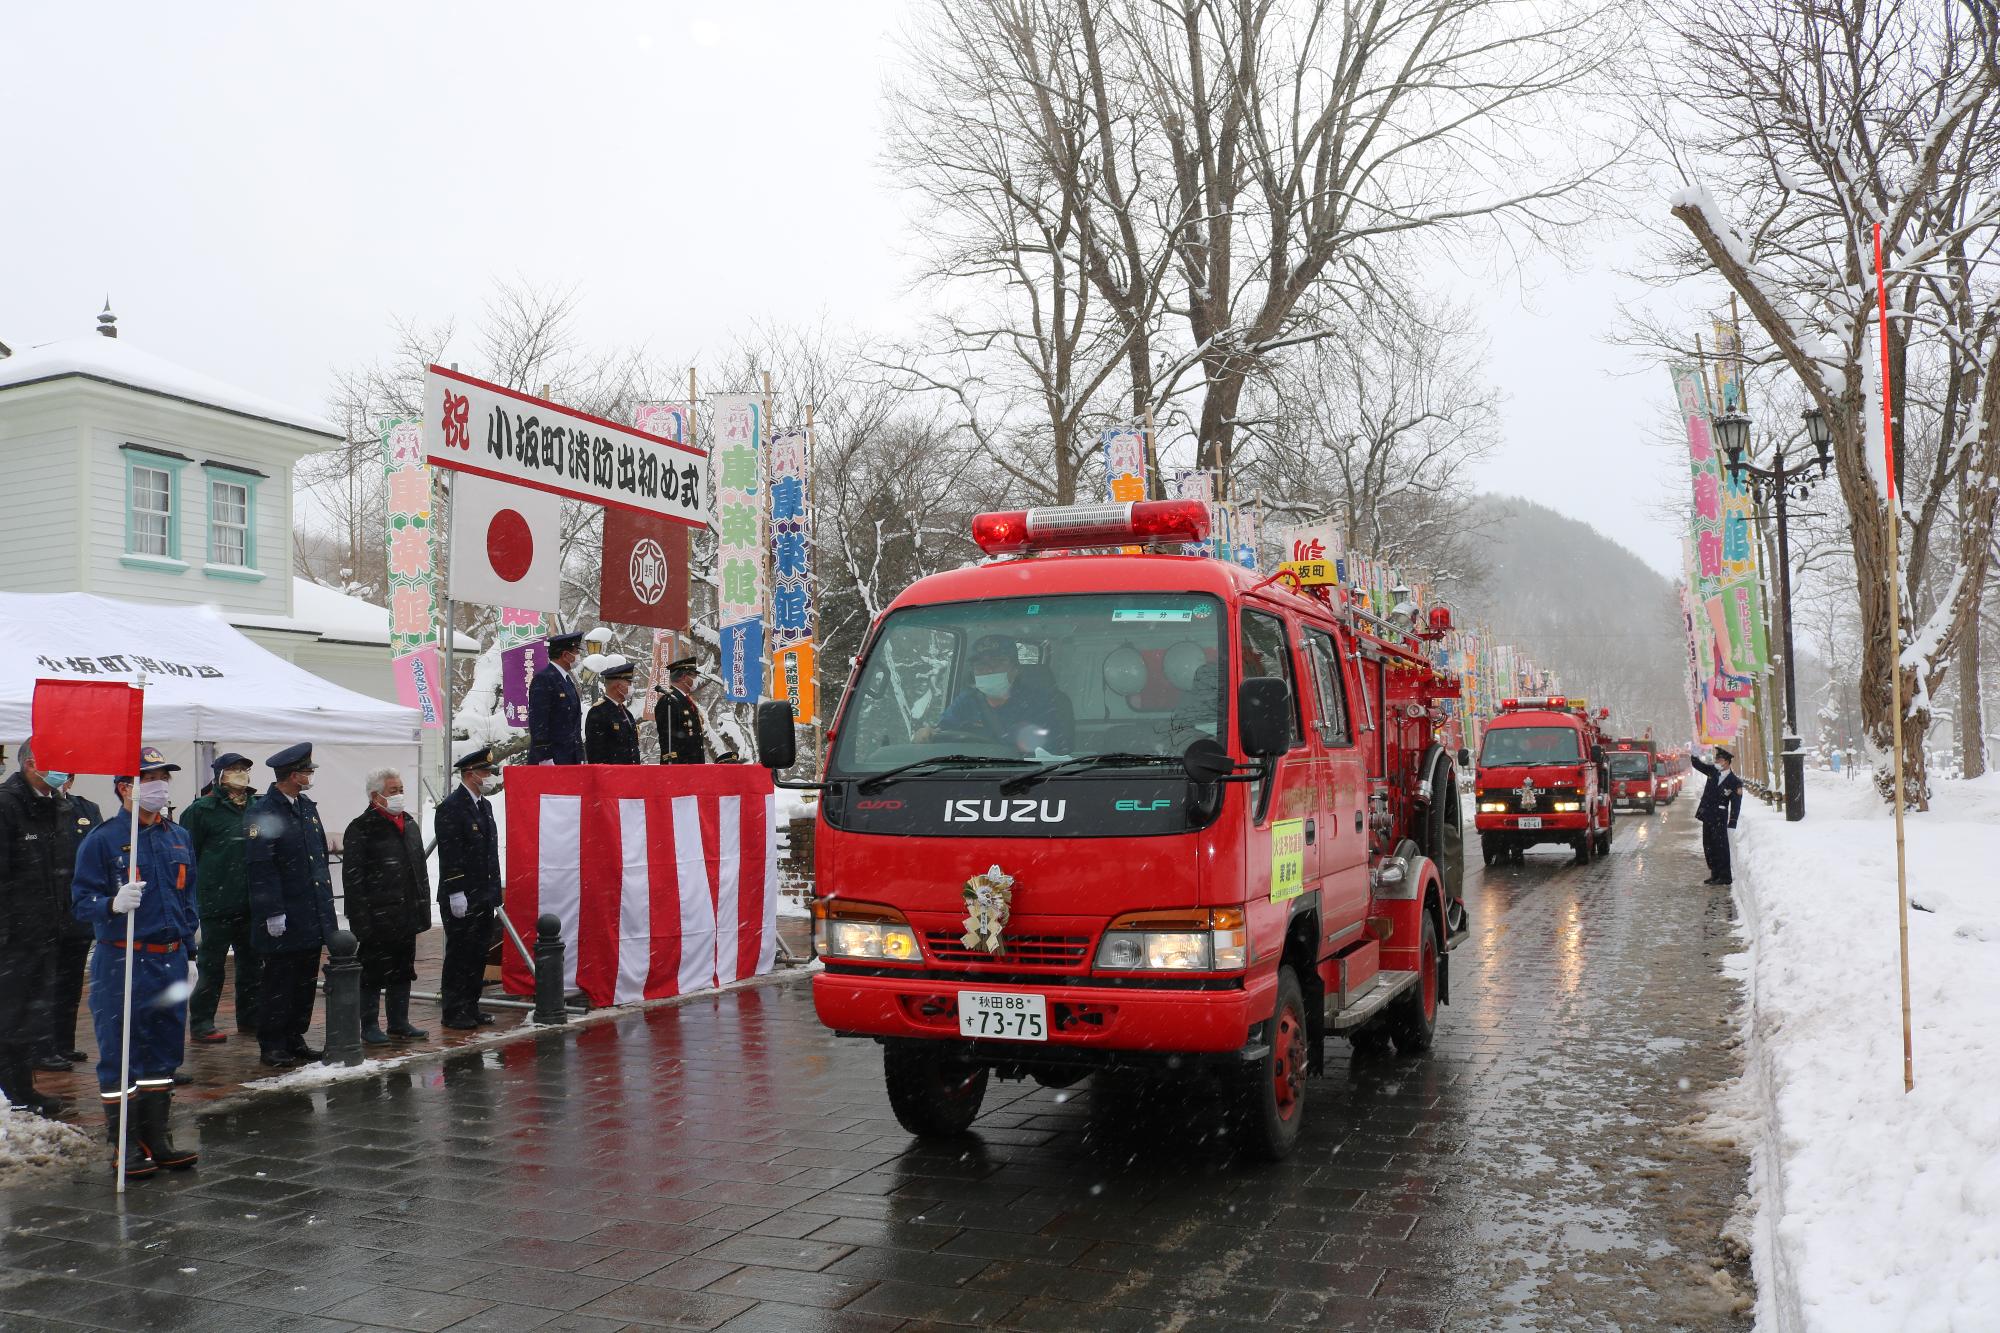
(113, 675), (146, 1195)
(1874, 222), (1914, 1093)
(806, 400), (825, 776)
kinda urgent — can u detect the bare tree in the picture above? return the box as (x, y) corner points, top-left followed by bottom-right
(1649, 0), (2000, 804)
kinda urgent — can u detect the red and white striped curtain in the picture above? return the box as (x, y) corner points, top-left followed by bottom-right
(501, 766), (779, 1006)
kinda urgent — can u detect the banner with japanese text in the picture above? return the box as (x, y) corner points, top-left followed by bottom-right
(772, 641), (816, 723)
(382, 418), (443, 729)
(1670, 362), (1764, 688)
(769, 428), (812, 649)
(722, 618), (764, 705)
(712, 394), (767, 630)
(1103, 427), (1148, 503)
(634, 401), (692, 446)
(500, 639), (548, 729)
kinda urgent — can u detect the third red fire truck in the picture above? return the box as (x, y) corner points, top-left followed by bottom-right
(757, 499), (1470, 1160)
(1607, 737), (1658, 813)
(1472, 697), (1615, 865)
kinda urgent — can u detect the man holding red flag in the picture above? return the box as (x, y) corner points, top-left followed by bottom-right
(71, 749), (200, 1178)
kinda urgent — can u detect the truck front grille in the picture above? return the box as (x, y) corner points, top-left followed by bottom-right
(923, 933), (1091, 967)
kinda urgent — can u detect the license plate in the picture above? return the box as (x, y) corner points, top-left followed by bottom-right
(1517, 816), (1543, 829)
(958, 991), (1048, 1042)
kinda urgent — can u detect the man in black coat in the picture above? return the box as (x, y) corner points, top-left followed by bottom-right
(586, 659), (642, 764)
(437, 748), (504, 1029)
(340, 768), (432, 1045)
(39, 775), (100, 1072)
(1690, 747), (1744, 886)
(245, 743), (338, 1067)
(0, 744), (82, 1115)
(527, 632), (586, 765)
(654, 658), (709, 765)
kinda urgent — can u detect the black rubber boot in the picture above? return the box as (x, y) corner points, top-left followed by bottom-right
(360, 987), (390, 1045)
(101, 1096), (157, 1179)
(9, 1061), (68, 1119)
(384, 985), (428, 1041)
(136, 1087), (197, 1170)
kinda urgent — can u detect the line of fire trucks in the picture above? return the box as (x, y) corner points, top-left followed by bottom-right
(756, 497), (1687, 1159)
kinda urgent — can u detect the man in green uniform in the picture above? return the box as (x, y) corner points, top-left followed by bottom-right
(181, 753), (259, 1042)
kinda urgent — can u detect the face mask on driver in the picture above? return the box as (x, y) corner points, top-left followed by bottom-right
(136, 780), (171, 813)
(974, 672), (1011, 699)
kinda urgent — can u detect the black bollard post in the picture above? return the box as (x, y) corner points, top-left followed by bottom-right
(322, 930), (364, 1066)
(534, 914), (568, 1025)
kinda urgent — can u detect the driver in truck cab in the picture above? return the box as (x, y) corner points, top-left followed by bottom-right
(917, 635), (1075, 755)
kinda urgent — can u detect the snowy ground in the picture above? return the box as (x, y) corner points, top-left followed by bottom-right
(1732, 771), (2000, 1332)
(0, 1100), (98, 1186)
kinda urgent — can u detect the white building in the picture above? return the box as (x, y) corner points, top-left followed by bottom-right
(0, 306), (473, 788)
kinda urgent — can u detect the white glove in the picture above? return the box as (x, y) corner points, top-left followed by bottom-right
(537, 760), (554, 767)
(449, 892), (468, 918)
(266, 914), (287, 937)
(111, 881), (145, 914)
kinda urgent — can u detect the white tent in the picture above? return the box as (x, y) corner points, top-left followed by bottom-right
(0, 591), (419, 744)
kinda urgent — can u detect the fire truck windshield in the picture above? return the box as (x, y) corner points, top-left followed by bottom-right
(1479, 726), (1583, 767)
(1607, 752), (1652, 779)
(830, 593), (1225, 778)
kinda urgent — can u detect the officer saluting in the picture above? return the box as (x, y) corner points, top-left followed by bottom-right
(71, 748), (200, 1177)
(246, 743), (338, 1068)
(437, 748), (504, 1029)
(527, 632), (586, 765)
(1690, 746), (1744, 886)
(585, 658), (642, 765)
(654, 658), (709, 765)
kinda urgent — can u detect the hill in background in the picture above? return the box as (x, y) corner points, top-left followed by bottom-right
(1465, 495), (1690, 741)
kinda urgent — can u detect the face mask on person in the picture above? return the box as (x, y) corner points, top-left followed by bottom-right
(384, 794), (407, 814)
(221, 768), (252, 790)
(974, 672), (1011, 699)
(38, 771), (70, 790)
(137, 780), (172, 813)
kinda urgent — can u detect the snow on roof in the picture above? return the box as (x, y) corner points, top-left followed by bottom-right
(228, 579), (479, 652)
(0, 333), (342, 439)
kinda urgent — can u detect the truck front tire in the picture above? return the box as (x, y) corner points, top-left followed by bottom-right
(884, 1044), (989, 1138)
(1237, 965), (1307, 1161)
(1388, 910), (1440, 1054)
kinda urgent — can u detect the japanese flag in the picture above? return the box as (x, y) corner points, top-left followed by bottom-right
(448, 472), (562, 613)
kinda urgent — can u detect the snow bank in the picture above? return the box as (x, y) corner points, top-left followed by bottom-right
(0, 1103), (99, 1185)
(1734, 774), (2000, 1332)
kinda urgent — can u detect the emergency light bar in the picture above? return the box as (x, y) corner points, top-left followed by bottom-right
(970, 500), (1211, 556)
(1498, 696), (1572, 711)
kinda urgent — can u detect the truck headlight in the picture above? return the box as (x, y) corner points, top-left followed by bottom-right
(813, 900), (920, 962)
(1096, 908), (1245, 972)
(1553, 800), (1582, 812)
(1478, 801), (1507, 813)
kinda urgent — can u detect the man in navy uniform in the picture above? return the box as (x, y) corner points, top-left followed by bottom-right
(585, 659), (642, 764)
(437, 748), (504, 1029)
(0, 742), (83, 1113)
(1690, 746), (1744, 886)
(527, 631), (586, 765)
(71, 748), (200, 1177)
(654, 658), (709, 765)
(246, 743), (338, 1068)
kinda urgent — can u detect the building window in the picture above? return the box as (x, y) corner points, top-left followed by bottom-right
(132, 466), (172, 556)
(210, 478), (249, 566)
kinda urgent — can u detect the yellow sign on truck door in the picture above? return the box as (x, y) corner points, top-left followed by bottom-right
(1270, 818), (1306, 901)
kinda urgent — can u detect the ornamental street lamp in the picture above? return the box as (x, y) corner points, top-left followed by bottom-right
(1718, 408), (1831, 821)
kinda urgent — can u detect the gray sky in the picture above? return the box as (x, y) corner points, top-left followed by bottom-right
(2, 0), (1686, 578)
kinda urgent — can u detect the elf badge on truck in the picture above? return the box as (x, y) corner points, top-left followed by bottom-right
(755, 500), (1469, 1160)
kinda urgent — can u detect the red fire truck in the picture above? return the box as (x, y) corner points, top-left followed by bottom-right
(756, 500), (1469, 1160)
(1656, 747), (1689, 803)
(1473, 697), (1615, 865)
(1607, 738), (1658, 813)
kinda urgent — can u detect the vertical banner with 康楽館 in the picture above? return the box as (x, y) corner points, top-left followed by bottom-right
(382, 419), (443, 729)
(1103, 426), (1148, 553)
(1669, 362), (1761, 718)
(768, 426), (814, 721)
(634, 401), (692, 447)
(713, 393), (766, 702)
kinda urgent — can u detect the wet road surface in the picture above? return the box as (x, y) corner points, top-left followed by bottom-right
(0, 803), (1750, 1331)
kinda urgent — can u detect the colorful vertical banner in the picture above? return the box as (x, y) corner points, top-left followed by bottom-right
(771, 641), (816, 723)
(1670, 362), (1764, 692)
(714, 394), (767, 703)
(769, 428), (812, 649)
(721, 619), (764, 704)
(634, 401), (692, 446)
(1102, 427), (1148, 503)
(1169, 469), (1222, 557)
(382, 418), (443, 729)
(500, 639), (548, 729)
(1234, 504), (1260, 571)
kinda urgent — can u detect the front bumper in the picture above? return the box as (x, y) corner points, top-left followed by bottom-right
(813, 966), (1276, 1062)
(1475, 811), (1589, 834)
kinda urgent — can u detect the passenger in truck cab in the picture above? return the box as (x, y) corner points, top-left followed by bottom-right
(918, 635), (1075, 755)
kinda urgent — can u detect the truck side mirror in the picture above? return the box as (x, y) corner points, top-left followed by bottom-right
(1590, 744), (1606, 766)
(1237, 678), (1292, 758)
(756, 701), (797, 771)
(1183, 736), (1234, 783)
(1457, 747), (1471, 769)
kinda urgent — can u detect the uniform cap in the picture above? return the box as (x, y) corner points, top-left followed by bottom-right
(1714, 747), (1734, 762)
(454, 746), (498, 772)
(970, 635), (1017, 663)
(137, 746), (179, 774)
(600, 658), (637, 681)
(548, 632), (584, 655)
(666, 656), (698, 675)
(266, 742), (315, 772)
(212, 751), (252, 774)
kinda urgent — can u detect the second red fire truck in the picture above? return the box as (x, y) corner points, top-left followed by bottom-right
(758, 500), (1471, 1160)
(1472, 697), (1616, 865)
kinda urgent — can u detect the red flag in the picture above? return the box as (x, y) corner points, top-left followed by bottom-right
(31, 679), (144, 775)
(599, 508), (689, 630)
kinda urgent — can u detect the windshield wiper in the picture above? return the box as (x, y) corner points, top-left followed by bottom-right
(855, 755), (1030, 792)
(999, 752), (1185, 793)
